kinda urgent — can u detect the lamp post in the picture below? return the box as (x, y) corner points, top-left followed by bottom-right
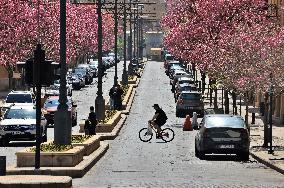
(121, 0), (128, 85)
(113, 0), (118, 86)
(54, 0), (71, 145)
(95, 0), (105, 120)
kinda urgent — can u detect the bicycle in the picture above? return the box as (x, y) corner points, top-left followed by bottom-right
(138, 124), (175, 142)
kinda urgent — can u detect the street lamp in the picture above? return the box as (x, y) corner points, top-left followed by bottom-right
(95, 0), (106, 121)
(121, 0), (128, 85)
(54, 0), (71, 145)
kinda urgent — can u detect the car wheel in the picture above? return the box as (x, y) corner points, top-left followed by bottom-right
(238, 151), (249, 161)
(176, 111), (180, 118)
(1, 138), (9, 146)
(72, 118), (77, 127)
(199, 150), (205, 160)
(195, 144), (199, 157)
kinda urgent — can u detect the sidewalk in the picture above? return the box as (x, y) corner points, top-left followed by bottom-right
(203, 87), (284, 175)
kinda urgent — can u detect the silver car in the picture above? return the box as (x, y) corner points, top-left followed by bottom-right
(195, 114), (250, 160)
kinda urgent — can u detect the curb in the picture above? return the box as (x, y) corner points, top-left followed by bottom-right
(0, 175), (72, 188)
(122, 87), (136, 115)
(97, 114), (127, 140)
(7, 141), (109, 178)
(249, 151), (284, 175)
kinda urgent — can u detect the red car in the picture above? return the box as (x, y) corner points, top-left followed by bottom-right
(42, 96), (77, 127)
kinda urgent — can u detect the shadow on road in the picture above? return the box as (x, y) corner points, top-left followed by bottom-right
(2, 141), (35, 147)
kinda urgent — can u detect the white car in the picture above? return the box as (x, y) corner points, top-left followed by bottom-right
(0, 105), (47, 145)
(4, 90), (34, 107)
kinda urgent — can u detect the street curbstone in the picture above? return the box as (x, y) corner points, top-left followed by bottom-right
(0, 175), (72, 188)
(6, 141), (109, 178)
(249, 151), (284, 175)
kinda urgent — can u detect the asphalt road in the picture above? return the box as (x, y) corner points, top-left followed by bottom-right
(72, 61), (284, 188)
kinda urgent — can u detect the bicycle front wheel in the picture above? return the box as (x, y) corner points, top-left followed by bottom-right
(139, 128), (153, 142)
(161, 128), (175, 142)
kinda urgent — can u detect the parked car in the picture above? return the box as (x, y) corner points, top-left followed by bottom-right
(44, 85), (60, 97)
(164, 54), (175, 69)
(0, 104), (47, 145)
(4, 90), (34, 106)
(176, 91), (204, 118)
(170, 74), (193, 89)
(53, 80), (72, 96)
(165, 60), (182, 75)
(89, 60), (98, 78)
(174, 83), (198, 101)
(77, 64), (94, 79)
(195, 114), (250, 160)
(42, 96), (77, 127)
(70, 73), (85, 90)
(73, 67), (92, 85)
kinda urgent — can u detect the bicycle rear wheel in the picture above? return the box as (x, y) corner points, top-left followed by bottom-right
(161, 128), (175, 142)
(139, 128), (153, 142)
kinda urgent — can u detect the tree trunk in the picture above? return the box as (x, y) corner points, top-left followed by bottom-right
(232, 91), (237, 115)
(245, 92), (249, 131)
(214, 88), (218, 109)
(224, 90), (229, 114)
(201, 73), (206, 94)
(263, 95), (269, 147)
(209, 79), (213, 107)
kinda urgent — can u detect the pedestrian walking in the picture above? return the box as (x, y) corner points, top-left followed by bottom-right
(109, 86), (115, 110)
(114, 84), (124, 110)
(84, 106), (97, 135)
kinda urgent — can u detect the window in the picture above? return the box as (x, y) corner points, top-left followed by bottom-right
(4, 109), (36, 119)
(6, 94), (32, 103)
(181, 93), (201, 100)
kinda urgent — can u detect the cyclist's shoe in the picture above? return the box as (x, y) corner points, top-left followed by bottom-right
(163, 132), (169, 138)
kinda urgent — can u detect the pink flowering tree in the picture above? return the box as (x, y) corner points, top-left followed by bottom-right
(162, 0), (284, 93)
(1, 0), (115, 78)
(0, 0), (37, 86)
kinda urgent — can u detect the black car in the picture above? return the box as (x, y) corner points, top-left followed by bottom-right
(73, 67), (92, 85)
(195, 114), (250, 160)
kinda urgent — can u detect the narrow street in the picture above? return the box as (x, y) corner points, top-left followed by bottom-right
(72, 61), (284, 187)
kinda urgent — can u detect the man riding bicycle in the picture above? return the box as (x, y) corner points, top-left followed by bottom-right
(148, 104), (168, 138)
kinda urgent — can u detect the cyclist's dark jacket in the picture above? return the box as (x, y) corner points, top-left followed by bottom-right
(155, 108), (167, 125)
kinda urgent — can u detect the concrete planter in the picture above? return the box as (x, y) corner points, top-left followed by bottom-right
(122, 85), (133, 109)
(16, 146), (84, 167)
(96, 111), (122, 133)
(128, 76), (138, 84)
(72, 135), (100, 156)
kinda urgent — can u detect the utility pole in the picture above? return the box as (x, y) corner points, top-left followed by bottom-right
(121, 0), (128, 85)
(54, 0), (71, 145)
(95, 0), (106, 120)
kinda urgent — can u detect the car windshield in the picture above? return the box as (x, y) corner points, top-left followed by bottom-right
(44, 99), (71, 108)
(166, 55), (174, 60)
(206, 116), (245, 128)
(4, 108), (36, 119)
(181, 93), (201, 100)
(74, 68), (86, 75)
(6, 94), (32, 103)
(48, 85), (59, 90)
(181, 86), (197, 91)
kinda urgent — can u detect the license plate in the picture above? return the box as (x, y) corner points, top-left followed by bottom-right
(10, 131), (24, 135)
(185, 107), (193, 109)
(219, 145), (234, 149)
